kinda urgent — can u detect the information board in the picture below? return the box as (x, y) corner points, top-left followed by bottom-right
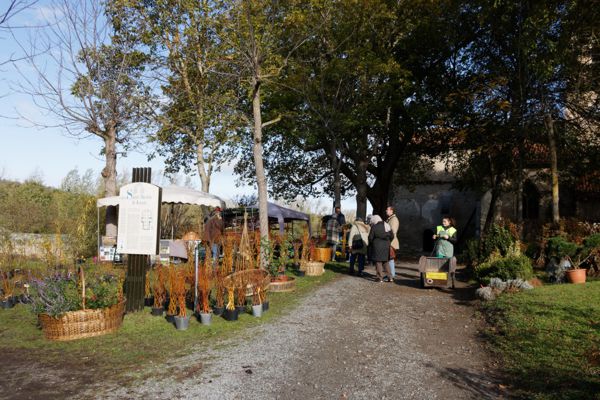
(116, 182), (161, 255)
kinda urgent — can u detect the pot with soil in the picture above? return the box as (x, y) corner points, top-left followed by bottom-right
(0, 297), (14, 309)
(213, 306), (224, 316)
(165, 313), (176, 323)
(198, 312), (212, 325)
(566, 268), (587, 284)
(252, 304), (263, 317)
(262, 301), (269, 312)
(223, 308), (238, 321)
(151, 307), (164, 316)
(174, 315), (190, 330)
(235, 305), (246, 315)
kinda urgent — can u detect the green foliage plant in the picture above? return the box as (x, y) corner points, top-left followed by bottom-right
(545, 236), (579, 261)
(474, 253), (534, 285)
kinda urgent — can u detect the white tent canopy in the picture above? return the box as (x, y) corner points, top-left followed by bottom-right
(96, 185), (227, 208)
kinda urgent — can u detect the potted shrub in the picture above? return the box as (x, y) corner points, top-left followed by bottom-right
(563, 235), (600, 284)
(264, 236), (296, 292)
(197, 259), (213, 325)
(173, 269), (190, 330)
(166, 265), (177, 323)
(235, 273), (247, 315)
(30, 269), (125, 341)
(223, 287), (238, 321)
(1, 271), (15, 309)
(151, 265), (166, 316)
(251, 273), (262, 317)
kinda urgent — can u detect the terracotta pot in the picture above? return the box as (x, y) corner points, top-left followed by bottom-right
(566, 268), (586, 284)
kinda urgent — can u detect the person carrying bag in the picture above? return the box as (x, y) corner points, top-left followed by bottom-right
(348, 217), (370, 276)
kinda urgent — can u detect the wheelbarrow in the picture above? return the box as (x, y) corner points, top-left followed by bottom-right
(418, 256), (457, 289)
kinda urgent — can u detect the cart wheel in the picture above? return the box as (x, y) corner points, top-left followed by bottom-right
(419, 272), (425, 288)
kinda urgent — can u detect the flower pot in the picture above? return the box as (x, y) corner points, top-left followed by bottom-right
(566, 268), (587, 284)
(174, 315), (190, 330)
(252, 304), (263, 317)
(151, 307), (164, 316)
(213, 306), (225, 316)
(295, 269), (306, 277)
(262, 301), (269, 312)
(223, 308), (238, 321)
(235, 305), (246, 315)
(0, 298), (14, 309)
(165, 314), (176, 324)
(144, 297), (154, 307)
(198, 312), (212, 325)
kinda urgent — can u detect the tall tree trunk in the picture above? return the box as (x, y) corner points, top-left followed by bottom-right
(251, 78), (269, 266)
(355, 160), (368, 219)
(196, 142), (211, 192)
(367, 182), (390, 218)
(328, 141), (341, 209)
(102, 132), (118, 237)
(483, 186), (500, 235)
(545, 113), (560, 225)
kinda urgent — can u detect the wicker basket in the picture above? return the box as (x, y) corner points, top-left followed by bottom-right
(223, 269), (270, 297)
(269, 277), (296, 292)
(311, 247), (332, 263)
(302, 261), (325, 276)
(38, 300), (126, 341)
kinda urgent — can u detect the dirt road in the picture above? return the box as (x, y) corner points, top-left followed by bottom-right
(90, 262), (503, 399)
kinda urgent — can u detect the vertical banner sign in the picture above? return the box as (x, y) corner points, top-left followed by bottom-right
(117, 182), (161, 255)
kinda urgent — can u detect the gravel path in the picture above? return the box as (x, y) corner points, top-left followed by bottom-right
(92, 262), (502, 400)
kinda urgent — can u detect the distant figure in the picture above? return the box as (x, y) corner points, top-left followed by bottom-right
(326, 214), (341, 261)
(204, 207), (224, 263)
(386, 206), (399, 280)
(334, 206), (346, 226)
(368, 215), (393, 282)
(348, 217), (370, 276)
(432, 216), (457, 258)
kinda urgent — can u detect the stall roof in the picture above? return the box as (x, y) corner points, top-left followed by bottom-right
(96, 185), (227, 208)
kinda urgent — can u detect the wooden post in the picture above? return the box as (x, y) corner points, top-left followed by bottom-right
(124, 168), (160, 312)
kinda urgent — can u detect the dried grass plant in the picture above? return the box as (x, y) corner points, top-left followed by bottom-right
(152, 264), (166, 308)
(197, 248), (213, 314)
(167, 264), (178, 316)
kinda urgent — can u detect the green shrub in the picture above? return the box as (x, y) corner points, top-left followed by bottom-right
(545, 236), (579, 260)
(474, 254), (534, 285)
(481, 224), (516, 260)
(581, 233), (600, 253)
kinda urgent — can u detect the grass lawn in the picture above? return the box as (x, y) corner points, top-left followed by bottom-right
(0, 263), (343, 384)
(482, 281), (600, 400)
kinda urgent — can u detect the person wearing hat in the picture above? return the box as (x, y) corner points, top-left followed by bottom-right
(203, 207), (223, 264)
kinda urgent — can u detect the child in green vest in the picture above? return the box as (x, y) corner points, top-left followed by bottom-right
(432, 216), (457, 258)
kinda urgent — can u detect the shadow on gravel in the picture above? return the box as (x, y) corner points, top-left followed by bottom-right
(431, 364), (502, 399)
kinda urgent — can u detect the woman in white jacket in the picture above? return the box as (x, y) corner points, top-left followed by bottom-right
(348, 217), (370, 276)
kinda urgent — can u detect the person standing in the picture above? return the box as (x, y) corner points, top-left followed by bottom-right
(203, 207), (224, 264)
(386, 206), (399, 281)
(326, 214), (341, 261)
(348, 217), (370, 276)
(433, 216), (457, 258)
(334, 206), (346, 226)
(368, 215), (394, 282)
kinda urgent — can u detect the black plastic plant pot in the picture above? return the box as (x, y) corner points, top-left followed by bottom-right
(165, 314), (176, 323)
(151, 307), (164, 316)
(0, 298), (14, 309)
(223, 308), (238, 321)
(235, 305), (246, 315)
(144, 297), (154, 307)
(296, 270), (306, 277)
(213, 306), (225, 316)
(262, 301), (269, 312)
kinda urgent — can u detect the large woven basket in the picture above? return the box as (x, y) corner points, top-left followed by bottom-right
(38, 300), (126, 341)
(223, 269), (270, 297)
(269, 276), (296, 292)
(311, 247), (332, 263)
(302, 261), (325, 276)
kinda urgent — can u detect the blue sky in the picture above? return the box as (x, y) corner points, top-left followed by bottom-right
(0, 1), (359, 214)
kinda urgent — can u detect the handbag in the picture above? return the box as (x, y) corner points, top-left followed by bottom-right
(351, 234), (364, 250)
(389, 246), (396, 260)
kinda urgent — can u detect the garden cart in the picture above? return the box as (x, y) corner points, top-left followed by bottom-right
(418, 256), (457, 289)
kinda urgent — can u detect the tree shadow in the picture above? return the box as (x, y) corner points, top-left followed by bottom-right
(427, 363), (504, 399)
